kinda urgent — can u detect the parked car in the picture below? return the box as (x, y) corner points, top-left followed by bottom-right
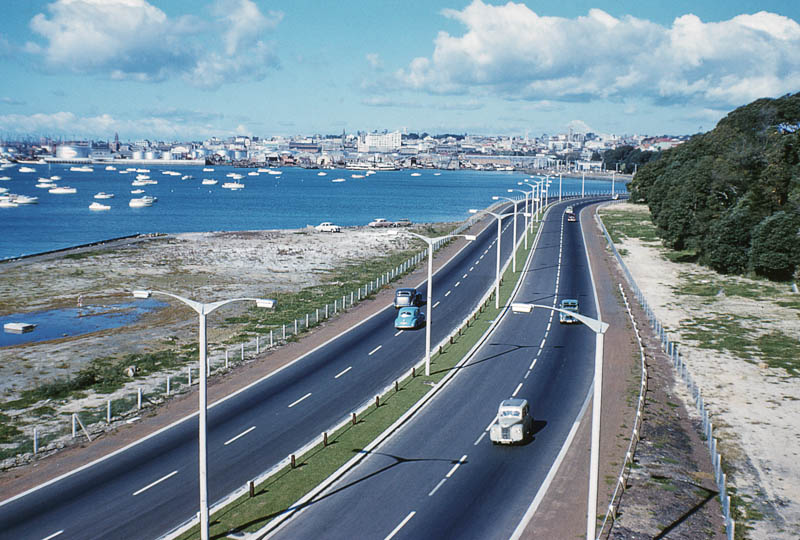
(394, 287), (423, 308)
(368, 218), (392, 227)
(394, 306), (426, 330)
(393, 218), (412, 227)
(489, 398), (533, 444)
(567, 213), (577, 222)
(559, 298), (579, 323)
(315, 222), (341, 232)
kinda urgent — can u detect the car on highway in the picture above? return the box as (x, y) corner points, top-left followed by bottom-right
(559, 298), (579, 323)
(489, 398), (533, 444)
(315, 222), (341, 232)
(567, 213), (577, 222)
(394, 306), (426, 330)
(394, 287), (423, 308)
(565, 205), (574, 215)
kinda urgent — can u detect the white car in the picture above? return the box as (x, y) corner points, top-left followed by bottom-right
(368, 218), (392, 227)
(489, 398), (533, 444)
(315, 222), (341, 232)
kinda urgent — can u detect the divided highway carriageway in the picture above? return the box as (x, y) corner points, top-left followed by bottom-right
(0, 199), (549, 540)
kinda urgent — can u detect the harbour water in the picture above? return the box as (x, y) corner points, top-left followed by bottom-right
(0, 163), (624, 260)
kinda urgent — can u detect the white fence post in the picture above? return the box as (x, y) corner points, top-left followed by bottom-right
(72, 413), (77, 438)
(270, 329), (273, 348)
(225, 350), (229, 369)
(188, 366), (192, 386)
(241, 342), (244, 361)
(107, 400), (112, 423)
(256, 336), (260, 354)
(166, 375), (171, 395)
(137, 387), (142, 410)
(33, 428), (38, 454)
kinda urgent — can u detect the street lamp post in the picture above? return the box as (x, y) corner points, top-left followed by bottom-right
(511, 302), (609, 540)
(469, 208), (514, 309)
(492, 196), (530, 272)
(508, 188), (531, 249)
(132, 290), (275, 540)
(518, 181), (537, 227)
(406, 232), (476, 376)
(559, 172), (562, 202)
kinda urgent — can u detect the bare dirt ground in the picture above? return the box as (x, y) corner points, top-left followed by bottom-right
(600, 202), (800, 539)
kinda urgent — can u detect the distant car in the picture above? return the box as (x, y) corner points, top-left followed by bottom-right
(394, 306), (426, 330)
(315, 222), (341, 232)
(565, 205), (574, 215)
(368, 218), (392, 227)
(567, 213), (577, 222)
(612, 194), (620, 200)
(394, 287), (423, 308)
(393, 218), (412, 227)
(489, 398), (533, 444)
(559, 299), (579, 324)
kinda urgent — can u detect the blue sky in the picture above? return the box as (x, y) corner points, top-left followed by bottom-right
(1, 0), (799, 140)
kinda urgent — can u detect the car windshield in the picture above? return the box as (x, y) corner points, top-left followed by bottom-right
(500, 410), (520, 417)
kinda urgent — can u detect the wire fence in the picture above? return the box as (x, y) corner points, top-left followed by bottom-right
(594, 202), (735, 540)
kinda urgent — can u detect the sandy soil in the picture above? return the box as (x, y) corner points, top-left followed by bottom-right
(603, 203), (800, 539)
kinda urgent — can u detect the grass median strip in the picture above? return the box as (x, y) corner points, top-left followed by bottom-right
(176, 222), (541, 540)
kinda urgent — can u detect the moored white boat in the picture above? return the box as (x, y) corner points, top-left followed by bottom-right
(50, 175), (61, 180)
(221, 181), (244, 190)
(89, 201), (110, 211)
(130, 189), (145, 194)
(70, 166), (93, 172)
(267, 170), (282, 175)
(18, 167), (36, 173)
(410, 172), (421, 176)
(0, 198), (18, 208)
(49, 186), (77, 194)
(317, 171), (327, 176)
(331, 178), (346, 183)
(0, 176), (10, 181)
(13, 194), (38, 204)
(105, 165), (116, 171)
(201, 179), (218, 185)
(203, 167), (214, 172)
(129, 195), (157, 207)
(351, 174), (364, 178)
(94, 192), (114, 199)
(36, 182), (56, 188)
(248, 171), (259, 176)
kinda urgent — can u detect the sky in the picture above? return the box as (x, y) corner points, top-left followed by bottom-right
(1, 0), (799, 141)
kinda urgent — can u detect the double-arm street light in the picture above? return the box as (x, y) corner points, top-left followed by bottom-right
(132, 289), (276, 540)
(492, 196), (530, 272)
(519, 181), (539, 227)
(469, 208), (514, 309)
(511, 302), (609, 540)
(406, 231), (476, 376)
(525, 179), (543, 222)
(507, 188), (532, 249)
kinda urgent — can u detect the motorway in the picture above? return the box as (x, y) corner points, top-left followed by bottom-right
(0, 198), (534, 539)
(266, 197), (601, 540)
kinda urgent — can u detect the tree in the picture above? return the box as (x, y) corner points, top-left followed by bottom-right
(750, 211), (800, 280)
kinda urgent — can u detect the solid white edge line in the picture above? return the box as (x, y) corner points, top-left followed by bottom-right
(385, 511), (416, 540)
(474, 432), (486, 446)
(445, 455), (468, 478)
(224, 426), (256, 446)
(132, 470), (178, 496)
(512, 382), (523, 397)
(41, 531), (64, 540)
(428, 478), (447, 497)
(369, 345), (382, 356)
(288, 392), (312, 408)
(334, 366), (352, 379)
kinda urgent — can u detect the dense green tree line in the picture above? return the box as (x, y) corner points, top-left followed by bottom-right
(630, 93), (800, 280)
(602, 145), (659, 173)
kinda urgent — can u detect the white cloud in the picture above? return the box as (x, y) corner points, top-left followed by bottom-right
(366, 53), (382, 70)
(396, 1), (800, 107)
(26, 0), (282, 89)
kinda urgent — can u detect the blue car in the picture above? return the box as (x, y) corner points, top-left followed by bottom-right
(394, 306), (426, 330)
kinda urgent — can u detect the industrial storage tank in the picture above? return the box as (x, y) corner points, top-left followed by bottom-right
(131, 150), (144, 160)
(144, 151), (157, 160)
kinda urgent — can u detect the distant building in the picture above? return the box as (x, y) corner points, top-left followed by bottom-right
(358, 131), (401, 153)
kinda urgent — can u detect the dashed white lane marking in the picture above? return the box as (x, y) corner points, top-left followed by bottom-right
(133, 470), (178, 496)
(428, 478), (447, 497)
(546, 322), (551, 332)
(540, 338), (546, 349)
(394, 330), (403, 337)
(41, 531), (64, 540)
(524, 370), (531, 379)
(474, 432), (487, 445)
(288, 393), (312, 408)
(444, 290), (451, 297)
(512, 383), (523, 397)
(385, 511), (416, 540)
(369, 345), (382, 356)
(469, 266), (474, 272)
(335, 366), (352, 379)
(455, 281), (461, 287)
(529, 358), (538, 370)
(432, 301), (440, 309)
(446, 455), (468, 478)
(480, 254), (485, 260)
(462, 273), (468, 279)
(224, 425), (256, 446)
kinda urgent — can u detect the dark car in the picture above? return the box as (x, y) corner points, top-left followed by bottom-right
(567, 213), (577, 222)
(394, 287), (423, 309)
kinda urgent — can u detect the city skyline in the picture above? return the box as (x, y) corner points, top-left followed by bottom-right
(1, 0), (799, 140)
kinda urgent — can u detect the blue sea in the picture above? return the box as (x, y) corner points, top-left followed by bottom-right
(0, 163), (623, 260)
